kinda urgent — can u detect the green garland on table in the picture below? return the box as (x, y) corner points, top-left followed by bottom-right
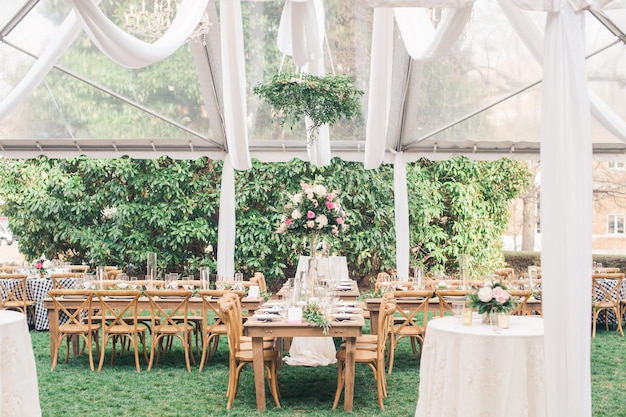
(253, 73), (364, 144)
(303, 303), (331, 335)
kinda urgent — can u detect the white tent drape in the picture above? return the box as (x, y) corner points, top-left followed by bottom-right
(365, 4), (473, 285)
(217, 154), (236, 281)
(220, 0), (252, 171)
(278, 0), (331, 166)
(540, 2), (592, 416)
(69, 0), (208, 68)
(393, 153), (410, 280)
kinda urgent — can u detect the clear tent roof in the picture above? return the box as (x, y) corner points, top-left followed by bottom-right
(1, 0), (626, 161)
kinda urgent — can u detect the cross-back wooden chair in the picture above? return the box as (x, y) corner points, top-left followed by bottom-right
(94, 289), (147, 372)
(387, 289), (433, 374)
(435, 289), (468, 317)
(50, 272), (84, 290)
(144, 289), (195, 372)
(69, 265), (90, 273)
(197, 289), (245, 371)
(250, 272), (267, 293)
(509, 289), (534, 316)
(494, 267), (515, 281)
(48, 289), (100, 371)
(0, 274), (35, 318)
(333, 293), (396, 410)
(219, 298), (281, 410)
(592, 273), (625, 337)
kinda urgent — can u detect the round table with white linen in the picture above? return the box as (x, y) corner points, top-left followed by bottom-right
(0, 310), (42, 417)
(415, 315), (546, 417)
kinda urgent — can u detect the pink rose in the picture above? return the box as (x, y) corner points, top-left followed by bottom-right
(325, 201), (335, 210)
(306, 220), (315, 228)
(493, 287), (510, 303)
(307, 210), (316, 219)
(327, 193), (336, 201)
(285, 218), (292, 226)
(36, 262), (43, 269)
(336, 217), (344, 225)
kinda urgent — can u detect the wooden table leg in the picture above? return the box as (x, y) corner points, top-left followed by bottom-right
(252, 336), (267, 411)
(47, 308), (59, 362)
(344, 336), (356, 412)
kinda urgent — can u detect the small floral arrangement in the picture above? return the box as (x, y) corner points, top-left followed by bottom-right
(34, 256), (52, 276)
(277, 182), (347, 236)
(303, 303), (331, 334)
(468, 280), (514, 314)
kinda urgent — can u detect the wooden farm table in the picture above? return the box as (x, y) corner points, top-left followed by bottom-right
(244, 314), (364, 412)
(42, 295), (263, 361)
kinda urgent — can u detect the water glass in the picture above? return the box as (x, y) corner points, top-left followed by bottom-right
(199, 267), (210, 289)
(130, 276), (139, 290)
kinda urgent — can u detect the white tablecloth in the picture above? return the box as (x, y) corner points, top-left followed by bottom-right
(0, 310), (42, 417)
(296, 255), (350, 282)
(415, 316), (546, 417)
(284, 256), (349, 366)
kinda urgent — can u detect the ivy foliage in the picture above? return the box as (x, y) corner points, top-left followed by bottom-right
(0, 156), (528, 285)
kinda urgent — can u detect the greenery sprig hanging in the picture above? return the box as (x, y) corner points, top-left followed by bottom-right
(253, 73), (364, 144)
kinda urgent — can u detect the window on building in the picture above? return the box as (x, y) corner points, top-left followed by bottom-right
(608, 161), (626, 169)
(607, 214), (625, 235)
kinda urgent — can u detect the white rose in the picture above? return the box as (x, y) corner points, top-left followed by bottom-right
(477, 287), (493, 302)
(292, 193), (302, 204)
(42, 260), (52, 269)
(316, 214), (328, 228)
(292, 209), (302, 219)
(313, 184), (327, 196)
(304, 187), (313, 195)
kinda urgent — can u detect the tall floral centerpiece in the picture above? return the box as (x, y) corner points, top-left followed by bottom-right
(277, 182), (347, 292)
(277, 181), (347, 253)
(468, 280), (513, 323)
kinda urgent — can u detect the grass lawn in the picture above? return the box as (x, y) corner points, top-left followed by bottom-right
(30, 324), (626, 417)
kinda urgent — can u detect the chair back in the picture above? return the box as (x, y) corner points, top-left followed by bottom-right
(199, 289), (244, 331)
(392, 290), (432, 330)
(0, 274), (30, 311)
(218, 299), (242, 355)
(94, 289), (143, 331)
(69, 265), (90, 273)
(592, 273), (624, 307)
(50, 273), (84, 290)
(145, 289), (192, 330)
(377, 295), (396, 351)
(251, 272), (267, 292)
(509, 289), (533, 316)
(48, 289), (96, 328)
(494, 268), (515, 281)
(435, 289), (468, 317)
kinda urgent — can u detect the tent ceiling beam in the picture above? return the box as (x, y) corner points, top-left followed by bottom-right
(590, 9), (626, 46)
(0, 0), (39, 41)
(3, 39), (224, 150)
(405, 36), (621, 150)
